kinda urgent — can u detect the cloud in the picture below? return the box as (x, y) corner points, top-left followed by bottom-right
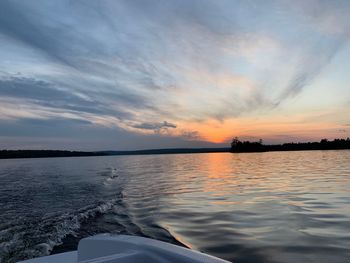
(132, 121), (177, 133)
(0, 0), (349, 149)
(276, 37), (348, 103)
(0, 0), (76, 66)
(0, 118), (91, 138)
(0, 74), (139, 120)
(0, 119), (220, 151)
(271, 1), (350, 103)
(2, 1), (349, 116)
(181, 130), (200, 140)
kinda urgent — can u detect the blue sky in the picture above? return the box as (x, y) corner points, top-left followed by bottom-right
(0, 0), (349, 150)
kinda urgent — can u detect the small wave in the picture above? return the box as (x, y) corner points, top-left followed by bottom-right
(101, 167), (119, 186)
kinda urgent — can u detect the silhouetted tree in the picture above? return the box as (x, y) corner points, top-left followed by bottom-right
(230, 138), (350, 153)
(230, 138), (264, 152)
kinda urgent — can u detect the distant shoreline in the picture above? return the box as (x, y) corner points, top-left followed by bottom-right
(1, 142), (350, 159)
(0, 148), (230, 159)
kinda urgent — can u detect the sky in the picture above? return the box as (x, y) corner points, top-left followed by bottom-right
(0, 0), (350, 150)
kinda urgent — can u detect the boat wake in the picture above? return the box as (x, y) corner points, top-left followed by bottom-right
(0, 191), (186, 263)
(0, 165), (190, 263)
(0, 197), (120, 263)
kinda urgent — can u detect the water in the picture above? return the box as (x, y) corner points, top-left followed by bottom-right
(0, 151), (350, 263)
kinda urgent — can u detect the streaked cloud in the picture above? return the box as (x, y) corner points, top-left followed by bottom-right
(0, 0), (349, 149)
(132, 121), (177, 134)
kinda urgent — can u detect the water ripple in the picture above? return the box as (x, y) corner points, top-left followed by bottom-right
(0, 151), (349, 262)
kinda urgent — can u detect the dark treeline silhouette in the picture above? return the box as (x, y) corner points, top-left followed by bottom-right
(0, 148), (230, 159)
(0, 150), (108, 159)
(231, 137), (350, 153)
(103, 148), (229, 156)
(1, 138), (349, 159)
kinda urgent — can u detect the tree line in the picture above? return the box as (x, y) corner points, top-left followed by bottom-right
(0, 150), (108, 159)
(230, 137), (350, 152)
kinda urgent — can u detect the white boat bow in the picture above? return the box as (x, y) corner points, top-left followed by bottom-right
(19, 234), (231, 263)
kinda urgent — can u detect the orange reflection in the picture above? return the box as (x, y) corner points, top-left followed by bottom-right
(195, 152), (300, 204)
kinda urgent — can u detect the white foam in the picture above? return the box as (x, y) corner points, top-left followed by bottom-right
(0, 199), (119, 263)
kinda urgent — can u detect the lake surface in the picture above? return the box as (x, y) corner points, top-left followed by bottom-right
(0, 151), (350, 263)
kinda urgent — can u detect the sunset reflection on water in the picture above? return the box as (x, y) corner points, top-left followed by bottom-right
(1, 151), (349, 263)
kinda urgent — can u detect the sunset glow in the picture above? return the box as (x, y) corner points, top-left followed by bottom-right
(0, 0), (349, 150)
